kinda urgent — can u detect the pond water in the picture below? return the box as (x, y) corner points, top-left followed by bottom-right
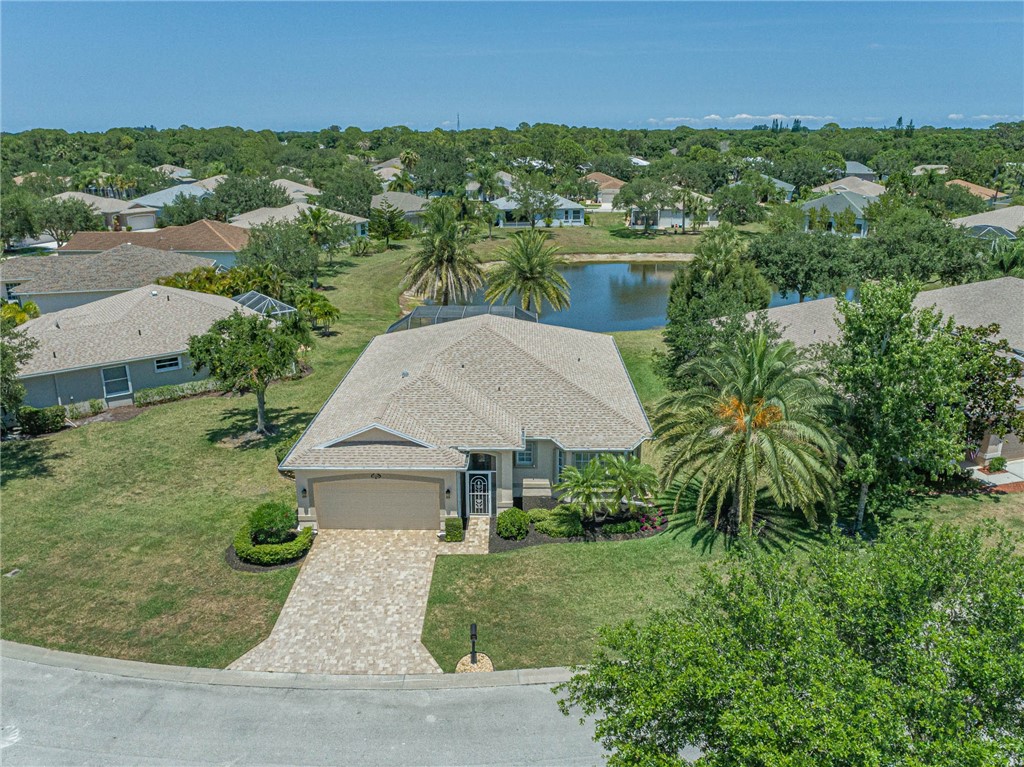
(449, 262), (854, 333)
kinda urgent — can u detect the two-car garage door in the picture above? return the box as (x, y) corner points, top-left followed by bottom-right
(314, 478), (440, 530)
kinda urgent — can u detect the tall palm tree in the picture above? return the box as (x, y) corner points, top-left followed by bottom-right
(387, 171), (415, 193)
(404, 199), (483, 306)
(399, 150), (420, 173)
(653, 330), (838, 535)
(484, 230), (570, 315)
(297, 207), (339, 287)
(474, 165), (506, 202)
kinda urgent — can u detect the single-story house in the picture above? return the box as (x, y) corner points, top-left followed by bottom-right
(130, 184), (212, 220)
(629, 156), (650, 167)
(843, 160), (876, 181)
(152, 164), (194, 181)
(372, 157), (404, 172)
(583, 172), (626, 208)
(280, 314), (652, 530)
(801, 191), (877, 237)
(271, 179), (321, 203)
(812, 176), (886, 197)
(628, 193), (718, 230)
(192, 175), (228, 192)
(374, 166), (404, 188)
(59, 220), (250, 268)
(17, 284), (255, 410)
(49, 192), (158, 232)
(371, 191), (429, 225)
(753, 277), (1024, 479)
(945, 179), (1012, 206)
(951, 206), (1024, 241)
(912, 164), (950, 176)
(229, 202), (369, 237)
(491, 194), (586, 227)
(0, 244), (215, 313)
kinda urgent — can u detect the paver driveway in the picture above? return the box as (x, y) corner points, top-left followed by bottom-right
(230, 529), (443, 675)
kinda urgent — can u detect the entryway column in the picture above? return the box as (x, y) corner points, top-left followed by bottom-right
(498, 452), (513, 510)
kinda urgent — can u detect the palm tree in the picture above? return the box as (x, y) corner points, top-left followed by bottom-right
(387, 171), (415, 193)
(653, 330), (838, 535)
(399, 150), (420, 173)
(601, 454), (658, 517)
(294, 289), (341, 335)
(297, 207), (339, 288)
(484, 230), (570, 315)
(474, 165), (506, 202)
(554, 459), (608, 523)
(988, 237), (1024, 277)
(404, 199), (483, 306)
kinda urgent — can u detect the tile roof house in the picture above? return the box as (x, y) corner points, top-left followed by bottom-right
(49, 192), (157, 232)
(59, 220), (250, 268)
(229, 202), (368, 237)
(282, 315), (652, 530)
(843, 160), (876, 181)
(951, 206), (1024, 241)
(271, 179), (321, 203)
(0, 244), (215, 313)
(17, 284), (256, 410)
(801, 191), (878, 237)
(945, 179), (1012, 206)
(130, 184), (212, 219)
(491, 194), (586, 227)
(812, 176), (886, 197)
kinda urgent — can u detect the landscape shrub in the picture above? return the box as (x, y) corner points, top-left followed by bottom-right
(88, 399), (105, 416)
(233, 523), (313, 566)
(534, 505), (585, 538)
(496, 507), (529, 540)
(274, 429), (303, 465)
(17, 405), (67, 436)
(603, 519), (642, 535)
(988, 456), (1008, 472)
(444, 516), (464, 542)
(248, 501), (296, 545)
(134, 379), (219, 406)
(527, 508), (552, 524)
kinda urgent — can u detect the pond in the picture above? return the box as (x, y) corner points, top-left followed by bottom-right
(447, 262), (854, 333)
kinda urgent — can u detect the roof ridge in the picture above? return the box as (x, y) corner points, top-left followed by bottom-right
(419, 365), (522, 446)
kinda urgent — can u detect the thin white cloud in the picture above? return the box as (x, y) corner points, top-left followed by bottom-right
(647, 113), (834, 126)
(948, 113), (965, 120)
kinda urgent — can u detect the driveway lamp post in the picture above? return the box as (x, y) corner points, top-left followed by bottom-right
(470, 623), (478, 665)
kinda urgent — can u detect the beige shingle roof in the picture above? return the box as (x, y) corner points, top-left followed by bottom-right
(283, 316), (652, 469)
(50, 191), (156, 216)
(812, 177), (887, 197)
(271, 179), (321, 201)
(60, 220), (250, 254)
(951, 206), (1024, 231)
(18, 285), (254, 377)
(229, 202), (367, 229)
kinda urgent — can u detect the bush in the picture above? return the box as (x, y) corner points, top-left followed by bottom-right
(88, 399), (105, 416)
(134, 379), (219, 407)
(988, 456), (1008, 472)
(248, 501), (296, 545)
(445, 516), (464, 542)
(18, 405), (67, 436)
(275, 429), (303, 465)
(527, 508), (552, 524)
(534, 505), (585, 538)
(496, 507), (529, 540)
(603, 519), (642, 535)
(233, 523), (313, 566)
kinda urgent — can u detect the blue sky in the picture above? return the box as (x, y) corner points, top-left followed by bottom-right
(2, 2), (1021, 133)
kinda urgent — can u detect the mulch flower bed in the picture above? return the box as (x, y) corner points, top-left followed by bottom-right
(488, 515), (667, 553)
(223, 541), (311, 573)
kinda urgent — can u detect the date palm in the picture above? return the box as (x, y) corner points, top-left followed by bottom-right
(387, 171), (415, 193)
(654, 330), (838, 535)
(404, 199), (483, 305)
(484, 230), (570, 315)
(554, 459), (608, 523)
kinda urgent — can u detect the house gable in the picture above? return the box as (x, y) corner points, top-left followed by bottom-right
(317, 423), (436, 450)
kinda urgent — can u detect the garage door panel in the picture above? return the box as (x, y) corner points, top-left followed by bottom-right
(315, 478), (440, 530)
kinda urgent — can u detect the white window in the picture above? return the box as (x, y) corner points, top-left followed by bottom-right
(515, 441), (535, 467)
(154, 355), (182, 372)
(101, 365), (131, 398)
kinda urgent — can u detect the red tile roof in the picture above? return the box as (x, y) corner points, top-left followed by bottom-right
(946, 179), (1010, 201)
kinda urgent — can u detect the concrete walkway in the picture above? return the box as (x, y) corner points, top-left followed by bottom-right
(231, 529), (443, 675)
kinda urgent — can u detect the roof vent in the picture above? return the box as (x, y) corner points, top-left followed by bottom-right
(151, 290), (158, 296)
(401, 370), (409, 378)
(138, 329), (142, 336)
(52, 351), (56, 358)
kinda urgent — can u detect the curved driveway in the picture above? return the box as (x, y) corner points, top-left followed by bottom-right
(1, 646), (606, 766)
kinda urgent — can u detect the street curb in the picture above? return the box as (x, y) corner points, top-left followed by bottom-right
(0, 640), (573, 690)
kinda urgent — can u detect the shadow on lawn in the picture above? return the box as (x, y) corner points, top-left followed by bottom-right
(661, 508), (826, 556)
(0, 437), (70, 487)
(204, 405), (315, 449)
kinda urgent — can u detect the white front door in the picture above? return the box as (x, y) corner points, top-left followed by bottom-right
(466, 472), (492, 516)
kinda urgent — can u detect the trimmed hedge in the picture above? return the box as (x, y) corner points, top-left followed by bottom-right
(444, 517), (464, 542)
(233, 523), (313, 566)
(534, 505), (585, 538)
(249, 502), (295, 544)
(988, 456), (1008, 472)
(496, 507), (529, 540)
(18, 405), (67, 436)
(134, 379), (219, 407)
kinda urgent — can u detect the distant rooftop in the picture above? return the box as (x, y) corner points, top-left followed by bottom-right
(387, 304), (538, 333)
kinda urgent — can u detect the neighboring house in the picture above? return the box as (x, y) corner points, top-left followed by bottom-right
(753, 277), (1024, 479)
(192, 174), (228, 192)
(280, 314), (652, 530)
(372, 157), (404, 172)
(232, 290), (297, 318)
(130, 184), (212, 220)
(951, 206), (1024, 241)
(272, 179), (321, 203)
(843, 160), (877, 181)
(49, 192), (157, 231)
(628, 192), (717, 230)
(17, 284), (256, 410)
(491, 194), (585, 227)
(229, 202), (369, 237)
(760, 174), (796, 202)
(583, 171), (626, 208)
(812, 176), (886, 197)
(945, 179), (1012, 206)
(913, 164), (950, 176)
(374, 166), (404, 188)
(629, 156), (651, 167)
(152, 164), (194, 181)
(59, 219), (250, 268)
(0, 244), (215, 313)
(371, 191), (429, 225)
(496, 171), (514, 190)
(801, 191), (877, 237)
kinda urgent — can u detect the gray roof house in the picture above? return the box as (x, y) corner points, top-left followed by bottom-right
(49, 192), (158, 232)
(801, 191), (878, 237)
(0, 245), (215, 313)
(491, 194), (586, 228)
(271, 179), (321, 203)
(371, 191), (429, 224)
(951, 206), (1024, 241)
(17, 284), (256, 410)
(130, 184), (212, 219)
(153, 164), (194, 181)
(812, 176), (887, 197)
(281, 314), (651, 531)
(229, 202), (369, 237)
(843, 160), (877, 181)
